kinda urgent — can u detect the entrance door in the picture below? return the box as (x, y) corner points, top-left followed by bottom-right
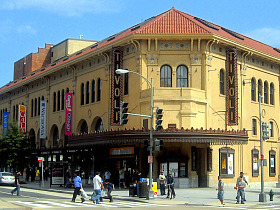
(196, 148), (207, 187)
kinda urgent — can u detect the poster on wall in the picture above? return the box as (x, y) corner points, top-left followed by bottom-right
(253, 157), (258, 171)
(18, 105), (26, 132)
(169, 162), (178, 177)
(51, 164), (64, 185)
(160, 163), (168, 176)
(65, 93), (73, 135)
(39, 100), (47, 139)
(271, 157), (275, 168)
(227, 154), (234, 174)
(3, 112), (9, 135)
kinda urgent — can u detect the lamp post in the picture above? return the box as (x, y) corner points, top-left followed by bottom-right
(116, 69), (154, 199)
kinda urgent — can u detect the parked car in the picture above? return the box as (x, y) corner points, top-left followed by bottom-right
(0, 172), (15, 185)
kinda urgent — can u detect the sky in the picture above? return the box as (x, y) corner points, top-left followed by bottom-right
(0, 0), (280, 88)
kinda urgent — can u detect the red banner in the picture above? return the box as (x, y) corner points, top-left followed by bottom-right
(18, 105), (26, 132)
(65, 93), (73, 135)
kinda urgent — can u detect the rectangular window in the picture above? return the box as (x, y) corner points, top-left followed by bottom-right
(252, 119), (257, 135)
(252, 149), (259, 177)
(191, 146), (196, 171)
(269, 150), (276, 176)
(270, 121), (273, 137)
(219, 148), (235, 177)
(124, 73), (129, 95)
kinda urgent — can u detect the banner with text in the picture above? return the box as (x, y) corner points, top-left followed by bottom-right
(3, 112), (9, 135)
(40, 100), (47, 139)
(18, 105), (26, 132)
(65, 93), (73, 135)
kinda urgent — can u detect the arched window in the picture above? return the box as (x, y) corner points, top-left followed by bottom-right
(160, 65), (172, 87)
(176, 65), (188, 87)
(13, 105), (16, 120)
(57, 91), (60, 111)
(81, 83), (85, 105)
(53, 126), (59, 147)
(95, 118), (104, 132)
(86, 81), (90, 104)
(31, 99), (34, 117)
(264, 81), (268, 104)
(124, 73), (129, 95)
(252, 119), (257, 135)
(53, 92), (56, 112)
(61, 89), (65, 110)
(219, 69), (225, 95)
(270, 83), (274, 105)
(81, 121), (88, 133)
(97, 78), (101, 102)
(38, 97), (40, 116)
(34, 98), (37, 116)
(251, 78), (256, 101)
(0, 110), (2, 125)
(91, 80), (95, 103)
(16, 104), (18, 121)
(258, 79), (262, 102)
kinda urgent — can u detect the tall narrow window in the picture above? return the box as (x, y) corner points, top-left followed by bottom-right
(34, 98), (37, 116)
(251, 78), (256, 101)
(13, 105), (16, 120)
(270, 83), (274, 105)
(258, 80), (262, 102)
(269, 150), (276, 176)
(177, 65), (189, 87)
(61, 89), (65, 110)
(57, 91), (60, 111)
(160, 65), (172, 87)
(86, 81), (90, 104)
(219, 69), (225, 95)
(91, 80), (95, 103)
(16, 105), (18, 121)
(53, 92), (56, 112)
(252, 119), (257, 135)
(0, 110), (2, 125)
(270, 121), (274, 137)
(31, 99), (34, 117)
(81, 83), (85, 105)
(38, 97), (40, 116)
(97, 78), (101, 102)
(124, 74), (129, 95)
(264, 81), (268, 104)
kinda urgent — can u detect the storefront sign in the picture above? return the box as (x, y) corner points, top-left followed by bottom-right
(39, 100), (47, 139)
(18, 105), (26, 132)
(3, 112), (9, 135)
(148, 156), (153, 163)
(110, 147), (134, 156)
(65, 93), (73, 135)
(226, 47), (238, 125)
(51, 164), (64, 185)
(169, 162), (178, 177)
(110, 48), (123, 125)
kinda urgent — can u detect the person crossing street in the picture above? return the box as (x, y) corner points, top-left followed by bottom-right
(11, 171), (21, 196)
(71, 171), (85, 203)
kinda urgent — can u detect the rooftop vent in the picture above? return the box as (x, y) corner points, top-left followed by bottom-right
(91, 44), (98, 49)
(107, 36), (115, 42)
(76, 51), (83, 55)
(63, 57), (69, 61)
(51, 63), (56, 66)
(131, 25), (140, 31)
(273, 48), (280, 53)
(194, 17), (219, 30)
(221, 27), (244, 40)
(31, 72), (36, 76)
(41, 67), (46, 71)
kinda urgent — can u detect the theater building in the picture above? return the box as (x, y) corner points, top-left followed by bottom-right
(0, 7), (279, 188)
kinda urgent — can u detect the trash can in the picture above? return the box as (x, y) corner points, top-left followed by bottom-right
(129, 183), (137, 197)
(138, 181), (148, 198)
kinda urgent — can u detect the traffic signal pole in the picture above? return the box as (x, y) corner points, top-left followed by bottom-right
(259, 93), (266, 202)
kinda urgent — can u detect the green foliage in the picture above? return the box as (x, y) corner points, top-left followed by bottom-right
(0, 122), (30, 171)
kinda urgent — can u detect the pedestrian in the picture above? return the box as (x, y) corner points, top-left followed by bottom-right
(235, 177), (246, 204)
(25, 167), (30, 182)
(105, 170), (111, 181)
(119, 168), (125, 188)
(132, 168), (141, 183)
(71, 171), (85, 203)
(104, 179), (115, 202)
(35, 168), (40, 184)
(30, 166), (35, 182)
(44, 167), (49, 181)
(91, 171), (104, 204)
(236, 172), (248, 201)
(159, 171), (166, 195)
(11, 171), (21, 196)
(166, 173), (175, 198)
(216, 176), (225, 206)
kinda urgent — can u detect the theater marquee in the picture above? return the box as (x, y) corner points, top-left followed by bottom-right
(111, 48), (123, 125)
(226, 47), (238, 125)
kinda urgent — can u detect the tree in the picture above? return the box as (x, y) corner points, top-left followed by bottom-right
(0, 122), (30, 171)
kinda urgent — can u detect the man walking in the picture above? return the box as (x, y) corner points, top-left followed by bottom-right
(216, 176), (225, 206)
(11, 171), (21, 196)
(166, 173), (175, 198)
(71, 171), (85, 203)
(236, 172), (248, 201)
(159, 171), (166, 195)
(91, 172), (104, 204)
(236, 177), (246, 204)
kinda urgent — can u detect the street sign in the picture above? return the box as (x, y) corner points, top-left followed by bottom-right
(260, 154), (264, 160)
(148, 156), (153, 163)
(38, 157), (44, 161)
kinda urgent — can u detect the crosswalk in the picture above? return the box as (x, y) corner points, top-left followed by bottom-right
(13, 200), (169, 209)
(198, 204), (280, 209)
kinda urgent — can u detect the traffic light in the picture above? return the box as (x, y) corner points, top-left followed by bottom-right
(262, 122), (269, 141)
(144, 140), (153, 151)
(154, 139), (163, 152)
(120, 101), (128, 125)
(155, 108), (163, 131)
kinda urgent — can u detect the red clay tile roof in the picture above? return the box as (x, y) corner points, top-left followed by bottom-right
(1, 7), (279, 93)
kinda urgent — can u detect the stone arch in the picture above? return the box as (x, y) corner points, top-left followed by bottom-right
(77, 119), (88, 134)
(50, 124), (59, 147)
(91, 116), (104, 132)
(29, 128), (36, 150)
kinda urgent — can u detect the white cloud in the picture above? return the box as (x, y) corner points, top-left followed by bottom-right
(1, 0), (121, 17)
(245, 28), (280, 48)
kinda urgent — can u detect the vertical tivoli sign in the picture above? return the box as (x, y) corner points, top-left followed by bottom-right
(111, 48), (123, 125)
(226, 47), (238, 125)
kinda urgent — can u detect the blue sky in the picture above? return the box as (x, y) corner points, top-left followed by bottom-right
(1, 0), (280, 88)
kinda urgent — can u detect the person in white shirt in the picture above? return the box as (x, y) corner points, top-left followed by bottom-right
(119, 168), (126, 188)
(91, 172), (104, 204)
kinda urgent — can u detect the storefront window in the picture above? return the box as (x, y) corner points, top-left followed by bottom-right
(252, 149), (259, 177)
(207, 148), (213, 171)
(269, 150), (276, 176)
(160, 162), (187, 177)
(219, 148), (235, 177)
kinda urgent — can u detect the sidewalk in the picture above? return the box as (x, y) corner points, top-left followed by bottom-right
(19, 180), (280, 207)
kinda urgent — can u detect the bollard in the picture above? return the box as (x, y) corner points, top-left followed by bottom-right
(269, 189), (274, 201)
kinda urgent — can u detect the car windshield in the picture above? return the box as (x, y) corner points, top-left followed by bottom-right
(2, 173), (13, 176)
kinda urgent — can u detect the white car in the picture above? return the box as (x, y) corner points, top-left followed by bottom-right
(0, 172), (15, 185)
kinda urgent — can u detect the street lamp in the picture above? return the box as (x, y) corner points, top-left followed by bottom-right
(116, 69), (154, 199)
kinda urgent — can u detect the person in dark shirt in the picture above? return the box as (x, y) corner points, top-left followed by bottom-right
(104, 179), (115, 202)
(166, 173), (175, 198)
(11, 171), (21, 196)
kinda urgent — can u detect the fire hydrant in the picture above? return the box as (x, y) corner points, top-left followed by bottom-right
(269, 189), (274, 201)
